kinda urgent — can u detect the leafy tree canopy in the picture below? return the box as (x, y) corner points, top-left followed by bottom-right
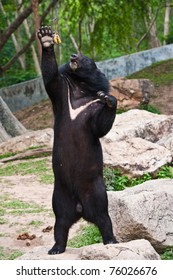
(0, 0), (173, 87)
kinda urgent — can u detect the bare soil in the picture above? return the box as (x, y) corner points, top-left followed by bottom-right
(0, 166), (86, 259)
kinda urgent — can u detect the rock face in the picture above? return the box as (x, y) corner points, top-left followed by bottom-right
(17, 239), (160, 260)
(110, 78), (153, 109)
(101, 109), (173, 176)
(108, 179), (173, 252)
(0, 128), (53, 154)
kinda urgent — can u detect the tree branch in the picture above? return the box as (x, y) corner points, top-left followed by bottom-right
(0, 147), (52, 163)
(0, 0), (58, 74)
(0, 0), (42, 51)
(136, 6), (161, 50)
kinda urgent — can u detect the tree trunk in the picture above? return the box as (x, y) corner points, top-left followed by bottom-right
(24, 18), (41, 75)
(31, 0), (41, 61)
(146, 7), (161, 49)
(163, 0), (171, 45)
(18, 0), (41, 75)
(0, 97), (27, 143)
(0, 1), (26, 70)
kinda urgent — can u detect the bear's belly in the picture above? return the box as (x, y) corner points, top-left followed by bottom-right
(52, 126), (103, 188)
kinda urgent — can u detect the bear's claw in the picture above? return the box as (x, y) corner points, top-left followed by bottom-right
(97, 91), (117, 108)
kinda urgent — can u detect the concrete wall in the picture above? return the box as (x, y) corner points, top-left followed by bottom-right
(96, 43), (173, 80)
(1, 43), (173, 112)
(0, 77), (47, 112)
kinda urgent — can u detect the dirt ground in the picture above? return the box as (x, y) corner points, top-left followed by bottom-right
(0, 166), (86, 259)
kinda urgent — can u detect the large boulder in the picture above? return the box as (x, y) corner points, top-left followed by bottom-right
(81, 240), (160, 260)
(101, 109), (173, 176)
(108, 179), (173, 252)
(110, 78), (153, 109)
(17, 239), (160, 260)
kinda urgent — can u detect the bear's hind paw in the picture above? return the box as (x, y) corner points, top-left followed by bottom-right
(48, 243), (65, 255)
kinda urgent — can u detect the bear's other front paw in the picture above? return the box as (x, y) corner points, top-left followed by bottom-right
(37, 26), (54, 48)
(97, 91), (117, 108)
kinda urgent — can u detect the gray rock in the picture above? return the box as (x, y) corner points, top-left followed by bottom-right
(0, 128), (53, 154)
(81, 239), (160, 260)
(101, 109), (173, 176)
(17, 239), (160, 260)
(108, 179), (173, 252)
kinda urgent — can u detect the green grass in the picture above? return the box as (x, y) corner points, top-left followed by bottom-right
(0, 159), (54, 184)
(0, 152), (17, 160)
(139, 104), (161, 114)
(28, 220), (43, 227)
(0, 195), (45, 215)
(128, 59), (173, 87)
(68, 224), (102, 248)
(0, 246), (23, 260)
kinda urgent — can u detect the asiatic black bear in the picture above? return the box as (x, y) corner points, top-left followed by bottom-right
(38, 26), (118, 254)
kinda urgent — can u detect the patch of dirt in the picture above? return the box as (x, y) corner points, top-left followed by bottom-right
(0, 171), (86, 258)
(14, 99), (54, 131)
(14, 84), (173, 131)
(150, 85), (173, 115)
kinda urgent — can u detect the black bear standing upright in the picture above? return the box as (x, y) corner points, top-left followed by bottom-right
(38, 26), (118, 254)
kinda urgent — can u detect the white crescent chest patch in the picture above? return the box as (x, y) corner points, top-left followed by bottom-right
(67, 85), (99, 121)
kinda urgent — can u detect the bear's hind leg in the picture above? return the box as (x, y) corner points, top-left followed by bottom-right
(48, 187), (81, 255)
(48, 219), (70, 254)
(82, 179), (118, 245)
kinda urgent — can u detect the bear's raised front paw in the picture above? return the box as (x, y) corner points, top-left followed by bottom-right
(37, 26), (54, 48)
(97, 91), (117, 108)
(48, 243), (65, 255)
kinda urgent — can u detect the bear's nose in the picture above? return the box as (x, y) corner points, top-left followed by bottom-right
(70, 54), (78, 62)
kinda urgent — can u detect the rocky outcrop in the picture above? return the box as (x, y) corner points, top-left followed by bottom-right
(17, 239), (160, 260)
(101, 109), (173, 176)
(0, 110), (172, 176)
(108, 179), (173, 252)
(0, 97), (27, 143)
(110, 78), (153, 109)
(0, 128), (53, 154)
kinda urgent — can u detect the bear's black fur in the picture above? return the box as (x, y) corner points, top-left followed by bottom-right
(38, 26), (118, 254)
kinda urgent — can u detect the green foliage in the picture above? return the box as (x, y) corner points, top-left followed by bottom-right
(104, 167), (128, 191)
(156, 164), (173, 179)
(139, 104), (161, 114)
(103, 163), (173, 191)
(161, 247), (173, 260)
(68, 224), (102, 248)
(1, 0), (172, 87)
